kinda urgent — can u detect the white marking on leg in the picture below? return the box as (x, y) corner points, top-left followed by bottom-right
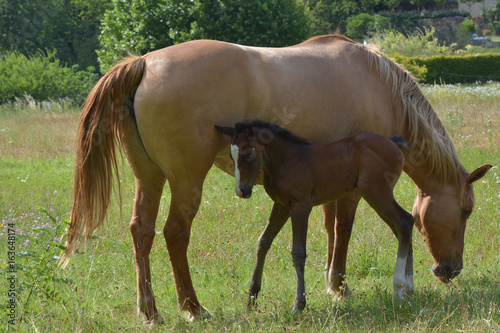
(230, 145), (242, 197)
(393, 256), (407, 301)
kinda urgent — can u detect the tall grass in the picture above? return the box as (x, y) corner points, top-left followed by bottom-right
(1, 84), (499, 332)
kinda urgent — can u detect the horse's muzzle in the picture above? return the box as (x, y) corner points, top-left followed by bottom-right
(431, 262), (463, 283)
(237, 185), (253, 199)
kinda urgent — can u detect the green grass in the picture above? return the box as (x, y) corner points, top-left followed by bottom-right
(1, 87), (499, 332)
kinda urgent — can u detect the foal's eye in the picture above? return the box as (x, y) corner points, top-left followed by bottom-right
(242, 149), (256, 162)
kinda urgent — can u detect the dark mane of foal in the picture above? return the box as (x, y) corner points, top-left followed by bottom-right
(235, 120), (310, 145)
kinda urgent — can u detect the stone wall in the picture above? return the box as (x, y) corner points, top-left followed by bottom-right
(458, 0), (498, 18)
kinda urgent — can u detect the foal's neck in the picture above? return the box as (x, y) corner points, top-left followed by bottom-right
(260, 136), (309, 173)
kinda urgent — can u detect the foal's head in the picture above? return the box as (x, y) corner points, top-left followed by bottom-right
(215, 124), (263, 198)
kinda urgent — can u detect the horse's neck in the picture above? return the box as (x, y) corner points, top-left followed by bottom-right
(404, 151), (465, 194)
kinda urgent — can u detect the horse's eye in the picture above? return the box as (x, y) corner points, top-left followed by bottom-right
(462, 209), (472, 219)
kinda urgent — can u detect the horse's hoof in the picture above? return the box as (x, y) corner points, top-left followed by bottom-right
(146, 313), (165, 326)
(182, 305), (213, 322)
(328, 285), (351, 301)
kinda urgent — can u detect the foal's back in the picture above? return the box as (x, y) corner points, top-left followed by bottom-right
(286, 132), (405, 206)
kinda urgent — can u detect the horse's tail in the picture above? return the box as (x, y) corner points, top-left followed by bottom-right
(391, 136), (409, 151)
(60, 56), (146, 268)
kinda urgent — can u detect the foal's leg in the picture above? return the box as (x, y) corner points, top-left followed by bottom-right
(290, 203), (312, 313)
(163, 176), (212, 322)
(360, 191), (414, 301)
(323, 193), (361, 299)
(248, 203), (289, 309)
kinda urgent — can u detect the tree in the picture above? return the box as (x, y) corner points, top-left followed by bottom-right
(346, 13), (391, 40)
(181, 0), (311, 47)
(309, 0), (400, 35)
(0, 0), (111, 70)
(98, 0), (311, 72)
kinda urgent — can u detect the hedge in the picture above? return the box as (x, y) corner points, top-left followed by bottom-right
(0, 51), (98, 104)
(396, 53), (500, 84)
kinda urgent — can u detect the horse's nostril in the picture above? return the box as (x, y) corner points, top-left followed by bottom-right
(432, 263), (462, 282)
(240, 187), (252, 198)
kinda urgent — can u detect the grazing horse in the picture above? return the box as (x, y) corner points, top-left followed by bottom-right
(61, 35), (491, 323)
(216, 121), (415, 311)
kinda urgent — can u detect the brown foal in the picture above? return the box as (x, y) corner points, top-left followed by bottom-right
(216, 120), (415, 312)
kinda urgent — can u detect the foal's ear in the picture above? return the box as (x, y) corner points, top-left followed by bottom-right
(466, 164), (493, 185)
(214, 125), (235, 137)
(244, 127), (254, 138)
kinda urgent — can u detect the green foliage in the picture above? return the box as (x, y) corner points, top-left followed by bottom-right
(97, 0), (185, 72)
(486, 1), (500, 35)
(456, 19), (476, 48)
(309, 0), (392, 35)
(0, 0), (112, 70)
(10, 209), (71, 314)
(461, 18), (476, 34)
(392, 53), (429, 82)
(0, 51), (97, 103)
(180, 0), (311, 47)
(346, 13), (391, 40)
(406, 53), (500, 84)
(367, 28), (458, 57)
(98, 0), (310, 73)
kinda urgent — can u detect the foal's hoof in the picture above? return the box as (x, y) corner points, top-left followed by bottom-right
(182, 305), (213, 322)
(247, 295), (258, 311)
(292, 299), (306, 314)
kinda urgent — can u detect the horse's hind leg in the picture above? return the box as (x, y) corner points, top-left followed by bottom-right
(122, 121), (167, 323)
(323, 192), (361, 300)
(248, 202), (289, 310)
(131, 174), (166, 323)
(163, 173), (212, 322)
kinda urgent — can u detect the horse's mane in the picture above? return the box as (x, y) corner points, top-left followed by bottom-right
(348, 40), (462, 183)
(235, 120), (310, 145)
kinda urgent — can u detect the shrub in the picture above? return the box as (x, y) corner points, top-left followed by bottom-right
(346, 13), (390, 40)
(0, 51), (97, 104)
(367, 28), (457, 58)
(392, 53), (428, 82)
(400, 53), (500, 84)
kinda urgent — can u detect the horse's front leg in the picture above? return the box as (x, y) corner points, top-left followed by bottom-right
(248, 203), (289, 309)
(290, 203), (312, 313)
(324, 192), (361, 299)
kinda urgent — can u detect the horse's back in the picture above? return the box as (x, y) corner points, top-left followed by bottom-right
(131, 37), (401, 177)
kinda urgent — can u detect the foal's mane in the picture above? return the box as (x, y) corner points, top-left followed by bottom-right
(235, 120), (310, 145)
(332, 36), (462, 183)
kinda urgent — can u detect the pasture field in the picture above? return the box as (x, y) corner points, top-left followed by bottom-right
(1, 83), (499, 332)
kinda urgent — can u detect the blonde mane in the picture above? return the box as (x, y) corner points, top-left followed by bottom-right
(351, 41), (462, 183)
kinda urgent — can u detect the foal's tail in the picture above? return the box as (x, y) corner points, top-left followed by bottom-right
(391, 136), (409, 151)
(60, 56), (146, 268)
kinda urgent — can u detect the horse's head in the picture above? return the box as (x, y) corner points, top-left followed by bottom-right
(215, 125), (262, 199)
(412, 164), (492, 283)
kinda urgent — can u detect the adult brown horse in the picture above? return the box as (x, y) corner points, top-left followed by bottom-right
(61, 35), (491, 323)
